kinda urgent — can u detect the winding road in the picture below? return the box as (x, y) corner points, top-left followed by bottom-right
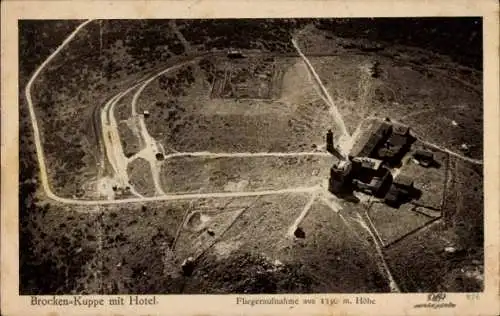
(23, 19), (486, 296)
(26, 19), (483, 210)
(25, 20), (337, 205)
(25, 19), (95, 203)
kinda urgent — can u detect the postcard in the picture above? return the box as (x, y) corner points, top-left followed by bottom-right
(1, 0), (499, 315)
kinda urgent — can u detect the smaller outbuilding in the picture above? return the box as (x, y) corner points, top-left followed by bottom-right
(227, 49), (245, 59)
(413, 149), (434, 167)
(181, 257), (196, 276)
(351, 163), (391, 197)
(384, 174), (420, 208)
(294, 227), (306, 239)
(384, 186), (402, 208)
(155, 153), (165, 161)
(393, 175), (414, 189)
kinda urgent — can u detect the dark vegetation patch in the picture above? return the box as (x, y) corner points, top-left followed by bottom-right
(384, 220), (483, 292)
(177, 19), (313, 53)
(315, 17), (482, 69)
(183, 251), (315, 294)
(19, 91), (101, 294)
(19, 202), (99, 294)
(18, 20), (84, 79)
(158, 66), (196, 97)
(97, 203), (185, 294)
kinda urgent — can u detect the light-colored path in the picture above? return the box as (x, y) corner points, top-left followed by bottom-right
(319, 194), (343, 213)
(128, 60), (200, 196)
(130, 61), (197, 115)
(398, 105), (467, 121)
(354, 213), (401, 293)
(25, 20), (319, 205)
(129, 151), (332, 161)
(25, 19), (95, 203)
(291, 37), (351, 157)
(26, 20), (482, 208)
(41, 186), (318, 206)
(127, 57), (333, 196)
(102, 93), (133, 194)
(287, 192), (318, 237)
(169, 20), (193, 54)
(101, 84), (146, 198)
(364, 210), (385, 247)
(418, 138), (482, 165)
(317, 190), (399, 293)
(100, 93), (122, 178)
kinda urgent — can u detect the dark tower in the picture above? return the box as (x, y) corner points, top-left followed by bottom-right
(328, 160), (353, 195)
(326, 129), (334, 153)
(328, 168), (346, 194)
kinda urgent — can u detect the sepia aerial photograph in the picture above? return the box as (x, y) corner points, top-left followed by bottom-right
(19, 18), (483, 295)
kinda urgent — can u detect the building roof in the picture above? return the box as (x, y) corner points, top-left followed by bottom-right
(414, 149), (434, 159)
(352, 157), (382, 170)
(393, 124), (410, 135)
(353, 179), (381, 193)
(353, 164), (389, 189)
(394, 175), (414, 187)
(387, 133), (408, 147)
(378, 147), (398, 158)
(350, 121), (391, 158)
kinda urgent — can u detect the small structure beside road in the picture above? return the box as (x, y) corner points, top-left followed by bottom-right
(384, 175), (418, 208)
(413, 149), (434, 167)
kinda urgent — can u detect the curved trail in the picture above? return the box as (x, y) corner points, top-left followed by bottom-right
(128, 60), (201, 196)
(24, 21), (322, 206)
(24, 21), (481, 295)
(26, 20), (481, 208)
(24, 20), (316, 205)
(318, 191), (400, 293)
(25, 19), (95, 202)
(130, 60), (198, 116)
(102, 86), (145, 198)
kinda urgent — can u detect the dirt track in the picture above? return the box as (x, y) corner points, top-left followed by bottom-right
(25, 19), (483, 209)
(292, 37), (351, 157)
